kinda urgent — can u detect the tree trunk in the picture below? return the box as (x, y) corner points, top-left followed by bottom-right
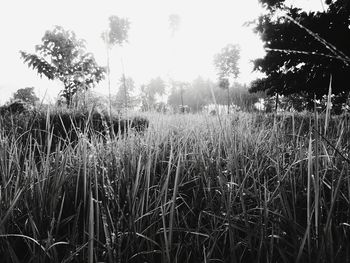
(64, 83), (73, 108)
(122, 74), (128, 109)
(180, 87), (184, 113)
(227, 87), (230, 114)
(104, 32), (112, 119)
(275, 93), (279, 113)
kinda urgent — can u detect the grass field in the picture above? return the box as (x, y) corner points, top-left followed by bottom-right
(0, 110), (349, 263)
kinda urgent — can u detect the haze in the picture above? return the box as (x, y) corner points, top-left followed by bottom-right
(0, 0), (322, 104)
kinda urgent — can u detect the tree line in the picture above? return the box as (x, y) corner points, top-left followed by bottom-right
(16, 1), (350, 114)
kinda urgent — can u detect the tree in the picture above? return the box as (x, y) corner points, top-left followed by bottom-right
(12, 87), (39, 105)
(250, 0), (350, 113)
(213, 81), (259, 111)
(167, 80), (190, 112)
(168, 77), (215, 112)
(214, 44), (241, 113)
(190, 77), (214, 111)
(166, 76), (258, 112)
(172, 80), (189, 110)
(140, 77), (166, 111)
(102, 16), (130, 47)
(169, 14), (181, 36)
(115, 75), (136, 110)
(102, 16), (130, 115)
(20, 26), (105, 107)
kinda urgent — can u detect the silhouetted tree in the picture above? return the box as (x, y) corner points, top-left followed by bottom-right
(250, 0), (350, 112)
(21, 26), (105, 106)
(102, 15), (130, 114)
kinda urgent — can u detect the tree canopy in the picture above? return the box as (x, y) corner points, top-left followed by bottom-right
(214, 44), (240, 81)
(169, 14), (181, 36)
(102, 15), (130, 115)
(214, 44), (240, 113)
(20, 26), (105, 106)
(250, 0), (350, 112)
(102, 16), (130, 48)
(115, 75), (136, 110)
(140, 77), (166, 111)
(12, 87), (39, 105)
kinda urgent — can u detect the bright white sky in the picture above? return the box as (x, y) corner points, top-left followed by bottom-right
(0, 0), (323, 104)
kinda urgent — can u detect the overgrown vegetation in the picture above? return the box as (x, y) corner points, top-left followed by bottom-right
(1, 1), (349, 262)
(0, 106), (149, 159)
(0, 110), (349, 262)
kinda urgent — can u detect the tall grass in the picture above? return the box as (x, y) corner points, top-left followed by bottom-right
(0, 110), (349, 262)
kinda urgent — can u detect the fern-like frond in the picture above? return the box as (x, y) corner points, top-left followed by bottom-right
(20, 51), (57, 80)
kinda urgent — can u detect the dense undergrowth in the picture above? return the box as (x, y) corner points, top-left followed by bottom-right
(0, 111), (349, 262)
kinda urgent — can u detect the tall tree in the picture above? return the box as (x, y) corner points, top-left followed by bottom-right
(214, 44), (241, 113)
(102, 16), (130, 114)
(115, 75), (135, 109)
(12, 87), (39, 105)
(140, 77), (166, 111)
(21, 26), (105, 107)
(250, 0), (350, 112)
(190, 77), (214, 111)
(168, 80), (190, 112)
(169, 14), (181, 36)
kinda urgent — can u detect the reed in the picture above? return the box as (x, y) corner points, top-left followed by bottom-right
(0, 110), (349, 262)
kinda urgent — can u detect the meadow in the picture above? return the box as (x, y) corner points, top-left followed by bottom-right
(0, 109), (349, 263)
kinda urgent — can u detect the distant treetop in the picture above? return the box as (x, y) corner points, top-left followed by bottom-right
(102, 15), (130, 47)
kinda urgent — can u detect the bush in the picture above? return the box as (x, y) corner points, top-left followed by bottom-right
(0, 100), (31, 115)
(130, 115), (150, 132)
(0, 108), (149, 152)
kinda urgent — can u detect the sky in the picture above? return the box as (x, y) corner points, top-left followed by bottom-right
(0, 0), (324, 104)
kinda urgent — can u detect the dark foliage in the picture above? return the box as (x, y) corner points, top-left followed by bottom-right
(253, 112), (350, 139)
(0, 100), (31, 115)
(0, 110), (149, 153)
(251, 0), (350, 111)
(1, 112), (350, 262)
(12, 87), (39, 105)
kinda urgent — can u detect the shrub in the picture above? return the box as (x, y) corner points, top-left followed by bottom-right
(0, 100), (31, 115)
(0, 109), (149, 153)
(130, 115), (149, 132)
